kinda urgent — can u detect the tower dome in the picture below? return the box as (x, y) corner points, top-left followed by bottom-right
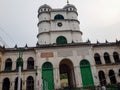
(38, 4), (52, 13)
(63, 4), (77, 10)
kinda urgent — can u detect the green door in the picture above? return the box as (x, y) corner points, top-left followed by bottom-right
(42, 62), (54, 90)
(80, 60), (94, 87)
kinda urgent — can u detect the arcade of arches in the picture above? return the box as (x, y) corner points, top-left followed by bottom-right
(1, 59), (119, 90)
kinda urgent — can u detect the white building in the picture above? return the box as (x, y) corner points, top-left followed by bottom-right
(0, 3), (120, 90)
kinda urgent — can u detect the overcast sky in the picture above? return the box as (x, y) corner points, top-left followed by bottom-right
(0, 0), (120, 47)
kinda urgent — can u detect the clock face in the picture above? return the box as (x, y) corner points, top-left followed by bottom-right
(57, 22), (62, 27)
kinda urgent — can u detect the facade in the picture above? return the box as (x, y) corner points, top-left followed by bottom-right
(0, 3), (120, 90)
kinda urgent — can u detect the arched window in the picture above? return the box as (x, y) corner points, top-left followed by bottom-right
(109, 70), (116, 84)
(14, 77), (22, 90)
(26, 76), (34, 90)
(94, 53), (102, 65)
(104, 52), (111, 64)
(98, 71), (106, 85)
(4, 58), (12, 71)
(54, 14), (64, 20)
(113, 52), (120, 63)
(2, 78), (10, 90)
(27, 57), (34, 69)
(16, 58), (23, 70)
(56, 36), (67, 44)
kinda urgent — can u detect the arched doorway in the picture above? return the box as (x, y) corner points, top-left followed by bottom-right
(98, 71), (106, 85)
(109, 70), (116, 84)
(59, 59), (75, 89)
(80, 60), (94, 87)
(2, 78), (10, 90)
(42, 62), (54, 90)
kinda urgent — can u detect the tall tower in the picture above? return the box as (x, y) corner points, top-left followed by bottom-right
(37, 4), (83, 45)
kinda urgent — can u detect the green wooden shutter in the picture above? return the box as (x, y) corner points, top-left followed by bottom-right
(42, 62), (54, 90)
(80, 60), (94, 87)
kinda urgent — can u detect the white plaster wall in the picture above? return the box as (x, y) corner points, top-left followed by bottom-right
(38, 13), (50, 22)
(67, 12), (77, 19)
(72, 32), (82, 42)
(38, 22), (50, 33)
(38, 33), (50, 44)
(50, 20), (69, 31)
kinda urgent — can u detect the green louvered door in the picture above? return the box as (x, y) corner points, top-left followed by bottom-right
(42, 62), (54, 90)
(80, 60), (94, 87)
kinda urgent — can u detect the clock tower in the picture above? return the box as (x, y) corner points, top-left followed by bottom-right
(37, 4), (83, 45)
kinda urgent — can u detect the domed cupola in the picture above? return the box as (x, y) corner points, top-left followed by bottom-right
(63, 4), (77, 11)
(38, 4), (52, 13)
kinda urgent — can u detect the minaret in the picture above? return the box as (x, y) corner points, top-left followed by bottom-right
(37, 4), (83, 45)
(67, 0), (69, 4)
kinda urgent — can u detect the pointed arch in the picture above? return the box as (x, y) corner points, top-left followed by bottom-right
(27, 57), (34, 69)
(2, 78), (10, 90)
(26, 76), (34, 90)
(4, 58), (12, 71)
(104, 52), (111, 64)
(56, 36), (67, 44)
(94, 53), (102, 65)
(113, 52), (120, 63)
(98, 70), (106, 85)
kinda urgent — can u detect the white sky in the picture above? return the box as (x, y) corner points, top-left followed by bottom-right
(0, 0), (120, 47)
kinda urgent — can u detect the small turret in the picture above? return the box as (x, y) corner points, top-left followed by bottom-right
(38, 4), (52, 13)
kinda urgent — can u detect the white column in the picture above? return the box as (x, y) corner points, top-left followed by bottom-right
(39, 68), (42, 90)
(11, 79), (15, 90)
(54, 66), (61, 89)
(35, 66), (39, 90)
(92, 66), (99, 86)
(23, 60), (27, 70)
(12, 60), (16, 70)
(105, 70), (110, 84)
(110, 55), (115, 63)
(114, 69), (119, 83)
(74, 66), (82, 87)
(101, 55), (105, 64)
(71, 68), (76, 87)
(23, 78), (26, 90)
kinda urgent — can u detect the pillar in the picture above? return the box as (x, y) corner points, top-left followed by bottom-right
(74, 66), (82, 87)
(54, 66), (61, 89)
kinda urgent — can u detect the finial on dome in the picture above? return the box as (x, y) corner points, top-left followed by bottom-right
(67, 0), (69, 4)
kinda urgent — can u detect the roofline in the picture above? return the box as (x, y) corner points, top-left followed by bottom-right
(3, 41), (120, 52)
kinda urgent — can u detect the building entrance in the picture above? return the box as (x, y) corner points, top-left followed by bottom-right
(59, 59), (76, 89)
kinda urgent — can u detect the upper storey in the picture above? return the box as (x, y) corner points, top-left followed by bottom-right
(37, 4), (83, 45)
(38, 4), (78, 22)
